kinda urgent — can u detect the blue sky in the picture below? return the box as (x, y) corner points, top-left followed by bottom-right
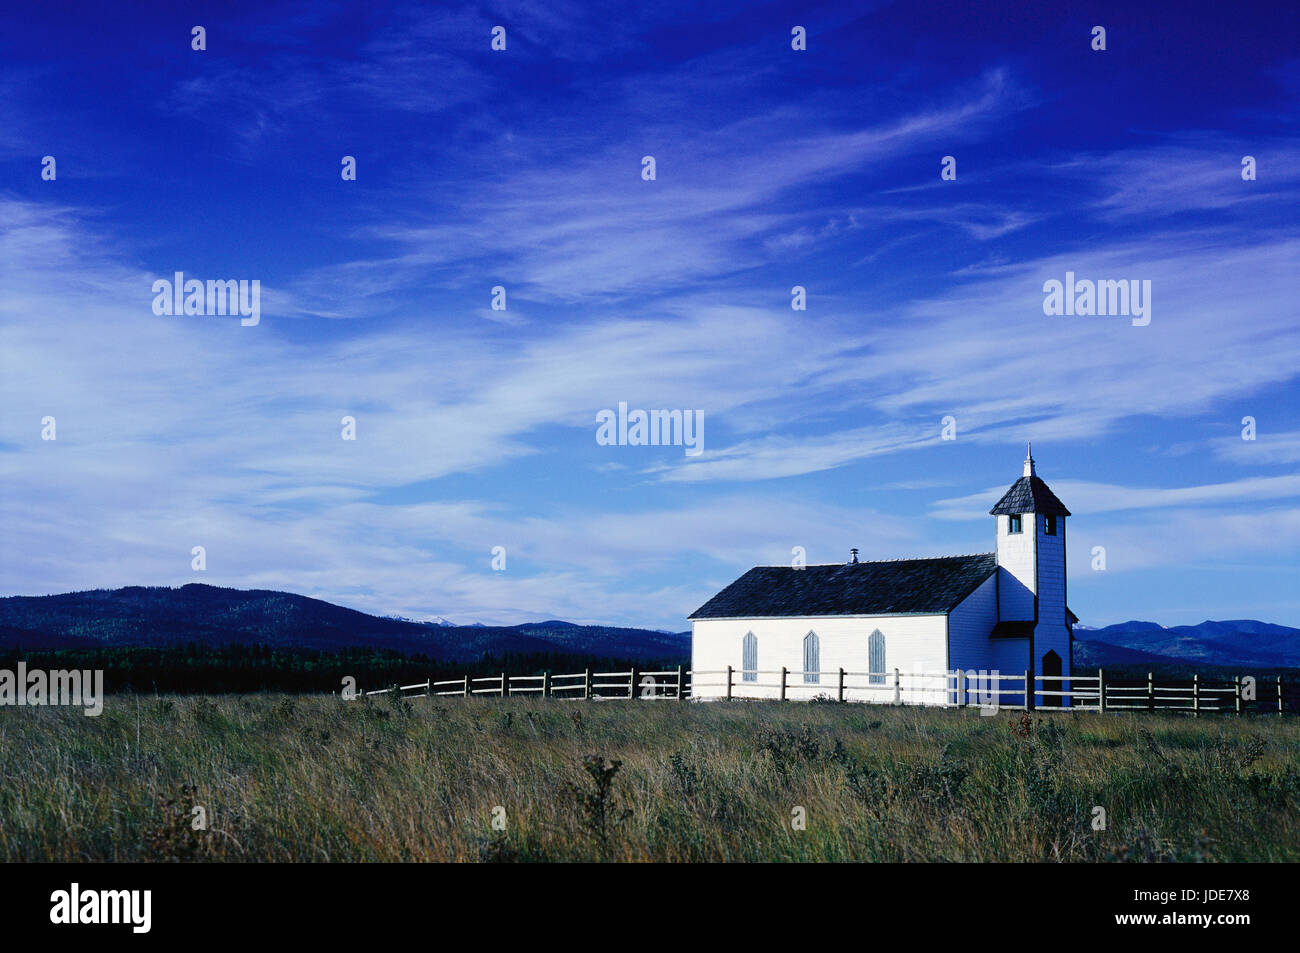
(2, 0), (1298, 630)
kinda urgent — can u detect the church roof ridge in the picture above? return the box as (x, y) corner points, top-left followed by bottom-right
(756, 551), (996, 568)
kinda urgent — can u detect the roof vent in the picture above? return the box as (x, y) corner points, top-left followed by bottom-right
(849, 548), (860, 564)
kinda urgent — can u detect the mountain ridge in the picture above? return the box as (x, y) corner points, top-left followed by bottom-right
(1077, 619), (1300, 667)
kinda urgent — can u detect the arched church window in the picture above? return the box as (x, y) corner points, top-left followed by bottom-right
(868, 629), (886, 685)
(803, 632), (820, 684)
(742, 632), (757, 682)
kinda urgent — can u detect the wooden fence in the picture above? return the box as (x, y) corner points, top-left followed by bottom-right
(361, 667), (690, 701)
(355, 667), (1288, 715)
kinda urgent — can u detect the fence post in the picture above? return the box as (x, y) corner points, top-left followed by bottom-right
(1098, 669), (1106, 713)
(726, 665), (733, 700)
(543, 671), (550, 699)
(677, 665), (685, 701)
(584, 668), (591, 700)
(501, 672), (507, 698)
(1025, 670), (1034, 711)
(629, 667), (637, 700)
(838, 668), (845, 703)
(426, 677), (432, 698)
(463, 675), (469, 698)
(780, 667), (787, 702)
(893, 668), (901, 706)
(1279, 676), (1285, 717)
(1147, 672), (1154, 713)
(1233, 675), (1241, 715)
(956, 669), (965, 708)
(1192, 674), (1199, 717)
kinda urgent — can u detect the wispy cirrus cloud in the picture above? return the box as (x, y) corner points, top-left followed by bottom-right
(646, 232), (1300, 484)
(295, 68), (1024, 306)
(1212, 428), (1300, 465)
(1053, 137), (1300, 222)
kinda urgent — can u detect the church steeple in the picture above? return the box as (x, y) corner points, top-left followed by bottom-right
(991, 446), (1070, 519)
(990, 447), (1070, 626)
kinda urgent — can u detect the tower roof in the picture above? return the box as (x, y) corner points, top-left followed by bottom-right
(989, 474), (1071, 516)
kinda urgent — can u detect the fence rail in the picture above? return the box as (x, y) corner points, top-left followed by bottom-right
(352, 666), (1288, 715)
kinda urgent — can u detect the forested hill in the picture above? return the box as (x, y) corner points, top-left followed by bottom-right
(0, 584), (689, 664)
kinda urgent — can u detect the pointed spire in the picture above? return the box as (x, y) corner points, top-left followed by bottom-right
(1023, 441), (1036, 478)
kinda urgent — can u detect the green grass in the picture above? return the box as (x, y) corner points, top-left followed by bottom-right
(0, 693), (1296, 861)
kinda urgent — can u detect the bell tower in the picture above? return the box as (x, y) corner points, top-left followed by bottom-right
(989, 443), (1070, 625)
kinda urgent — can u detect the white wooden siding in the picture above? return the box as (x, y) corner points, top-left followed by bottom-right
(1036, 513), (1067, 627)
(691, 614), (948, 702)
(947, 573), (998, 672)
(996, 513), (1036, 620)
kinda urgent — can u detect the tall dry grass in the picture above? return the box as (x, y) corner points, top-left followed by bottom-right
(0, 692), (1295, 861)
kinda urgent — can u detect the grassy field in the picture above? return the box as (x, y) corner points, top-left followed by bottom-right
(1, 692), (1296, 862)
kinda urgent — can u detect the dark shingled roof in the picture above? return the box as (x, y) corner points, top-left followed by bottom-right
(688, 553), (997, 620)
(989, 476), (1071, 516)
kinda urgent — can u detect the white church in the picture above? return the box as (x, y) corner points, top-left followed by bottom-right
(688, 447), (1075, 705)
